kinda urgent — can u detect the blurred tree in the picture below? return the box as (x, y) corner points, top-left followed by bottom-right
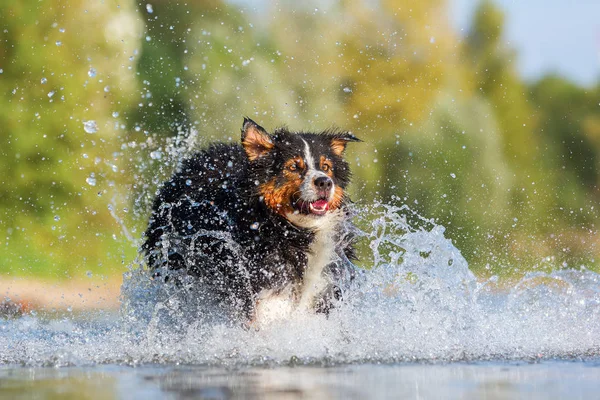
(1, 0), (599, 281)
(464, 1), (548, 224)
(0, 0), (142, 277)
(531, 76), (600, 198)
(131, 0), (230, 135)
(527, 76), (600, 265)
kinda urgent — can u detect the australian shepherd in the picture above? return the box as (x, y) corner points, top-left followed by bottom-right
(142, 118), (360, 324)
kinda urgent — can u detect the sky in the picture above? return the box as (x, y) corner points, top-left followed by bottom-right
(450, 0), (600, 85)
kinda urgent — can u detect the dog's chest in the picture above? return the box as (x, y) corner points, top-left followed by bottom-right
(254, 223), (338, 323)
(298, 229), (336, 308)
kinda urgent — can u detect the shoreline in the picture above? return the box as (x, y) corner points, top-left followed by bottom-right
(0, 276), (122, 314)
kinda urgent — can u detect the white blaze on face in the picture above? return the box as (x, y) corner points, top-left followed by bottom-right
(302, 139), (316, 172)
(300, 139), (334, 201)
(279, 140), (345, 314)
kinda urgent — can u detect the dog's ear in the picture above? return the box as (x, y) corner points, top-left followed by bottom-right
(330, 132), (361, 156)
(242, 118), (274, 161)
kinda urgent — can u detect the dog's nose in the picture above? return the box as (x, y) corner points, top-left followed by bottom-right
(314, 176), (333, 190)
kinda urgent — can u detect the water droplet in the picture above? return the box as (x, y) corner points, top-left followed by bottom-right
(88, 68), (97, 78)
(150, 151), (162, 160)
(0, 69), (3, 74)
(47, 91), (55, 98)
(54, 215), (60, 221)
(104, 86), (110, 92)
(185, 179), (192, 186)
(343, 87), (352, 93)
(55, 41), (62, 46)
(83, 120), (98, 134)
(112, 111), (119, 118)
(430, 36), (436, 44)
(86, 174), (97, 186)
(40, 77), (47, 84)
(146, 3), (153, 13)
(250, 222), (259, 230)
(145, 36), (151, 42)
(59, 28), (65, 33)
(450, 173), (456, 179)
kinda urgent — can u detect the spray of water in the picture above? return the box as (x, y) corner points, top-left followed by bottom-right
(1, 200), (599, 367)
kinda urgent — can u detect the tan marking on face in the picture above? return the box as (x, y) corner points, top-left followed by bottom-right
(319, 156), (334, 177)
(330, 186), (345, 211)
(284, 156), (305, 174)
(259, 174), (303, 216)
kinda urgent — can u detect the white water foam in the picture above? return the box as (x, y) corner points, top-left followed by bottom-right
(2, 203), (600, 367)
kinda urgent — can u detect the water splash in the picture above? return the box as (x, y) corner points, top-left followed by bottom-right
(83, 120), (98, 134)
(1, 202), (600, 367)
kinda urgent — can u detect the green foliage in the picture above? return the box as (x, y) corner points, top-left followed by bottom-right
(1, 0), (598, 281)
(0, 0), (141, 278)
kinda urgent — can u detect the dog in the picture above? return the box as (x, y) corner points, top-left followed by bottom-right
(142, 118), (360, 323)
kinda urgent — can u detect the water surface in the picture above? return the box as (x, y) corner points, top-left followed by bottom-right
(2, 362), (600, 399)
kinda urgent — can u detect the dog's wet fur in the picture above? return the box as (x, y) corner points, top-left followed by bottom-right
(142, 118), (360, 323)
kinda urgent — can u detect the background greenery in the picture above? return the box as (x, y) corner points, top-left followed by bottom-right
(1, 0), (598, 281)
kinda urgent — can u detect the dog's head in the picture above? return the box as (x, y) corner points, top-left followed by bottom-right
(241, 118), (360, 228)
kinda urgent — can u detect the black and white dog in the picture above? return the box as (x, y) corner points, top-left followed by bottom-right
(142, 118), (360, 323)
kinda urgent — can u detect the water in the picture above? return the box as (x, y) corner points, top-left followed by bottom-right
(2, 362), (600, 399)
(2, 203), (600, 397)
(83, 120), (98, 134)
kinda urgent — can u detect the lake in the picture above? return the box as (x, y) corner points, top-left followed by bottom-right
(2, 361), (600, 399)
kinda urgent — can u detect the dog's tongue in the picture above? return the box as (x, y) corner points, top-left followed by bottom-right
(312, 199), (328, 209)
(310, 199), (329, 215)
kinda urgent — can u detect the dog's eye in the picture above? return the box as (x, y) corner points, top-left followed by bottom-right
(288, 164), (298, 172)
(322, 164), (331, 172)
